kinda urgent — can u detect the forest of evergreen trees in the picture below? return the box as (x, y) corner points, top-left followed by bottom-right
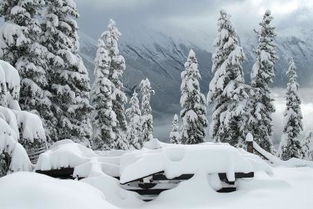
(0, 0), (312, 165)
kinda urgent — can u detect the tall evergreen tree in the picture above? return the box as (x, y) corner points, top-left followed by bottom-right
(140, 78), (154, 142)
(181, 49), (208, 144)
(208, 10), (248, 146)
(126, 91), (142, 149)
(90, 37), (117, 150)
(42, 0), (92, 144)
(100, 19), (128, 149)
(247, 10), (278, 152)
(0, 0), (56, 143)
(278, 58), (303, 160)
(169, 114), (181, 144)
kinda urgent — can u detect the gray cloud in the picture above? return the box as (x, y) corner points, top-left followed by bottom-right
(76, 0), (313, 41)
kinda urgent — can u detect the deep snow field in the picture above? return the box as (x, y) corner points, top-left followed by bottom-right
(0, 167), (313, 209)
(0, 140), (313, 209)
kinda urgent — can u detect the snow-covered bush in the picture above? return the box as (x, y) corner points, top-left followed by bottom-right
(0, 60), (46, 176)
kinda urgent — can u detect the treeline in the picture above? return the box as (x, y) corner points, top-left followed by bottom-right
(0, 1), (311, 161)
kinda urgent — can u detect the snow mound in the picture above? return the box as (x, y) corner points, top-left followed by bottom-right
(146, 167), (313, 209)
(0, 172), (117, 209)
(253, 141), (313, 168)
(120, 143), (272, 184)
(36, 140), (122, 178)
(36, 140), (97, 171)
(82, 174), (142, 207)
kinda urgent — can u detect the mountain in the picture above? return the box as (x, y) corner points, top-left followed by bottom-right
(79, 25), (313, 117)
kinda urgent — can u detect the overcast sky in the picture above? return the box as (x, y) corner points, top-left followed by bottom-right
(76, 0), (313, 41)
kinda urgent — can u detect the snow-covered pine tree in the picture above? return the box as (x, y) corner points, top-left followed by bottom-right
(90, 37), (118, 150)
(181, 49), (208, 144)
(208, 10), (248, 147)
(126, 91), (142, 149)
(140, 78), (154, 142)
(0, 0), (56, 144)
(42, 0), (92, 145)
(100, 19), (128, 149)
(247, 10), (278, 152)
(302, 132), (313, 161)
(278, 58), (303, 160)
(169, 114), (181, 144)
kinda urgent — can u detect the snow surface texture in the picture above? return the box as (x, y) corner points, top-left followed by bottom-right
(2, 152), (313, 209)
(0, 172), (118, 209)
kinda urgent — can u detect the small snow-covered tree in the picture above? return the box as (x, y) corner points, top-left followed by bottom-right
(140, 78), (155, 142)
(91, 37), (117, 150)
(169, 114), (181, 144)
(278, 58), (303, 160)
(208, 10), (248, 146)
(0, 0), (55, 142)
(100, 19), (128, 149)
(247, 10), (278, 152)
(181, 50), (208, 144)
(42, 0), (92, 144)
(302, 132), (313, 161)
(126, 91), (142, 149)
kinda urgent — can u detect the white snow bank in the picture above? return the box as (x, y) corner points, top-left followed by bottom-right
(143, 167), (313, 209)
(36, 140), (97, 170)
(253, 141), (313, 167)
(0, 172), (118, 209)
(82, 174), (142, 207)
(120, 143), (272, 184)
(36, 140), (121, 178)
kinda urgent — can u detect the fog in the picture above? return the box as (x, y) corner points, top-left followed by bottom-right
(154, 88), (313, 147)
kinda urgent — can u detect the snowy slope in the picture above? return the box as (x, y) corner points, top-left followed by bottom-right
(79, 24), (313, 115)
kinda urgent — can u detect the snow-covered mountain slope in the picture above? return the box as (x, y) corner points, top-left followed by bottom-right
(79, 25), (313, 114)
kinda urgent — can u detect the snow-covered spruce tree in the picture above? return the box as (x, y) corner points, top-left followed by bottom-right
(247, 10), (278, 152)
(0, 60), (45, 176)
(181, 50), (208, 144)
(42, 0), (92, 145)
(208, 10), (248, 147)
(169, 114), (181, 144)
(278, 58), (303, 160)
(140, 78), (155, 142)
(90, 38), (118, 150)
(100, 19), (128, 149)
(0, 0), (55, 145)
(126, 91), (142, 149)
(302, 132), (313, 161)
